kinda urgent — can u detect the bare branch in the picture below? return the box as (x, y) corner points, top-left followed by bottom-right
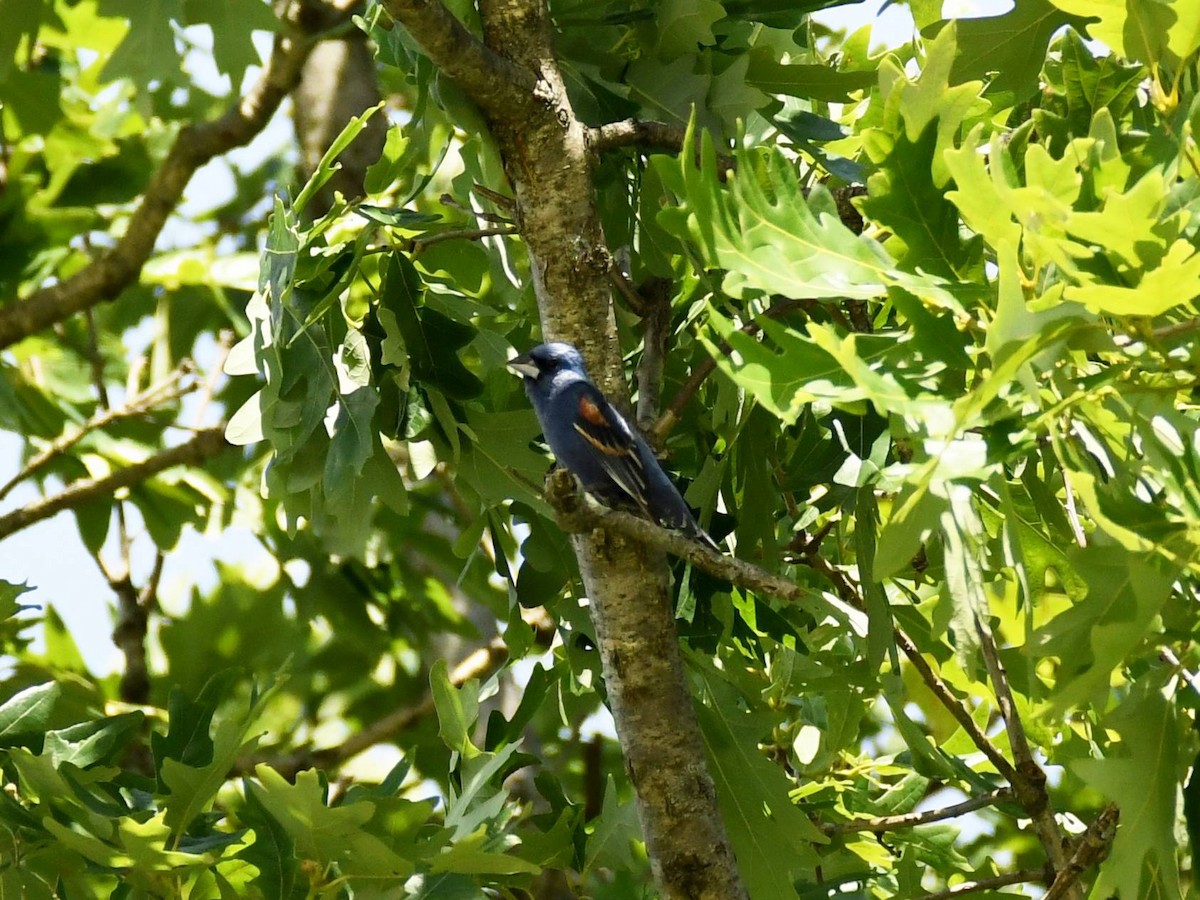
(1043, 805), (1119, 900)
(892, 628), (1020, 784)
(919, 869), (1046, 900)
(589, 119), (690, 154)
(409, 226), (518, 253)
(192, 332), (234, 429)
(240, 608), (556, 779)
(545, 470), (859, 625)
(0, 369), (196, 503)
(0, 428), (230, 541)
(0, 3), (350, 350)
(111, 571), (152, 705)
(1159, 645), (1200, 696)
(825, 788), (1015, 836)
(588, 118), (736, 175)
(378, 0), (536, 119)
(1151, 316), (1200, 342)
(975, 615), (1076, 894)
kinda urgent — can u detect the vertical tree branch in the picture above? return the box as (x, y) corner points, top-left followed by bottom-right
(975, 615), (1078, 896)
(385, 1), (748, 896)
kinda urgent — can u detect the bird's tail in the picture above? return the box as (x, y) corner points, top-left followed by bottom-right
(682, 516), (721, 552)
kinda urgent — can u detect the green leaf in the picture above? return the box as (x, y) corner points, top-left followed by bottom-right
(183, 0), (277, 84)
(855, 487), (894, 671)
(237, 778), (300, 900)
(379, 254), (483, 400)
(43, 713), (144, 768)
(430, 657), (481, 756)
(427, 838), (541, 876)
(294, 102), (385, 216)
(1049, 0), (1173, 65)
(1072, 683), (1181, 899)
(744, 48), (877, 101)
(0, 0), (52, 84)
(1065, 238), (1200, 315)
(355, 205), (443, 228)
(655, 0), (724, 59)
(860, 121), (981, 279)
(151, 668), (241, 780)
(247, 768), (415, 880)
(161, 671), (282, 839)
(940, 486), (989, 669)
(0, 682), (62, 748)
(655, 124), (959, 314)
(935, 0), (1082, 100)
(696, 665), (825, 899)
(1056, 28), (1145, 135)
(626, 54), (712, 129)
(443, 742), (522, 841)
(583, 775), (641, 873)
(1031, 546), (1176, 710)
(98, 0), (185, 88)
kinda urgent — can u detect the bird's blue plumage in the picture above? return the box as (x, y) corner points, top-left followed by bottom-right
(509, 342), (718, 550)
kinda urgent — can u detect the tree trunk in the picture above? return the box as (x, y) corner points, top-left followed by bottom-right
(384, 1), (748, 895)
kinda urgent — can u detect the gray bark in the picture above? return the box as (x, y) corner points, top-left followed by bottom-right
(384, 1), (748, 896)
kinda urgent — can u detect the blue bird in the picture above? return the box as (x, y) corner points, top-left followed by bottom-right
(509, 342), (719, 551)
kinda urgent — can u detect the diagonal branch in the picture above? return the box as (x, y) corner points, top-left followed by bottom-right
(824, 788), (1015, 836)
(1043, 804), (1119, 900)
(546, 475), (1020, 784)
(238, 609), (556, 779)
(545, 471), (860, 624)
(0, 2), (352, 350)
(0, 367), (196, 503)
(378, 0), (536, 118)
(975, 615), (1078, 896)
(0, 428), (230, 541)
(919, 869), (1045, 900)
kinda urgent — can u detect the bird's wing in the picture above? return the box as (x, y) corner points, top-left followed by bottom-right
(572, 387), (652, 515)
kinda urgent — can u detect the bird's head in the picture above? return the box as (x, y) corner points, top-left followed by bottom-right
(507, 342), (589, 386)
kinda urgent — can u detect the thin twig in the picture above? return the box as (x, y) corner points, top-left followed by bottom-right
(0, 363), (195, 505)
(608, 262), (647, 315)
(652, 299), (806, 443)
(408, 225), (517, 253)
(635, 279), (672, 433)
(239, 608), (556, 778)
(0, 428), (230, 541)
(1151, 317), (1200, 342)
(824, 788), (1015, 836)
(891, 628), (1020, 784)
(975, 614), (1075, 892)
(192, 332), (233, 429)
(437, 192), (513, 225)
(1159, 645), (1200, 696)
(919, 869), (1045, 900)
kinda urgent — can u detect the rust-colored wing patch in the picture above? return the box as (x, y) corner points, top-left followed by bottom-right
(577, 395), (608, 427)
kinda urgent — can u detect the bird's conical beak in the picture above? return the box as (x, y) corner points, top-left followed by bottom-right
(507, 353), (539, 379)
